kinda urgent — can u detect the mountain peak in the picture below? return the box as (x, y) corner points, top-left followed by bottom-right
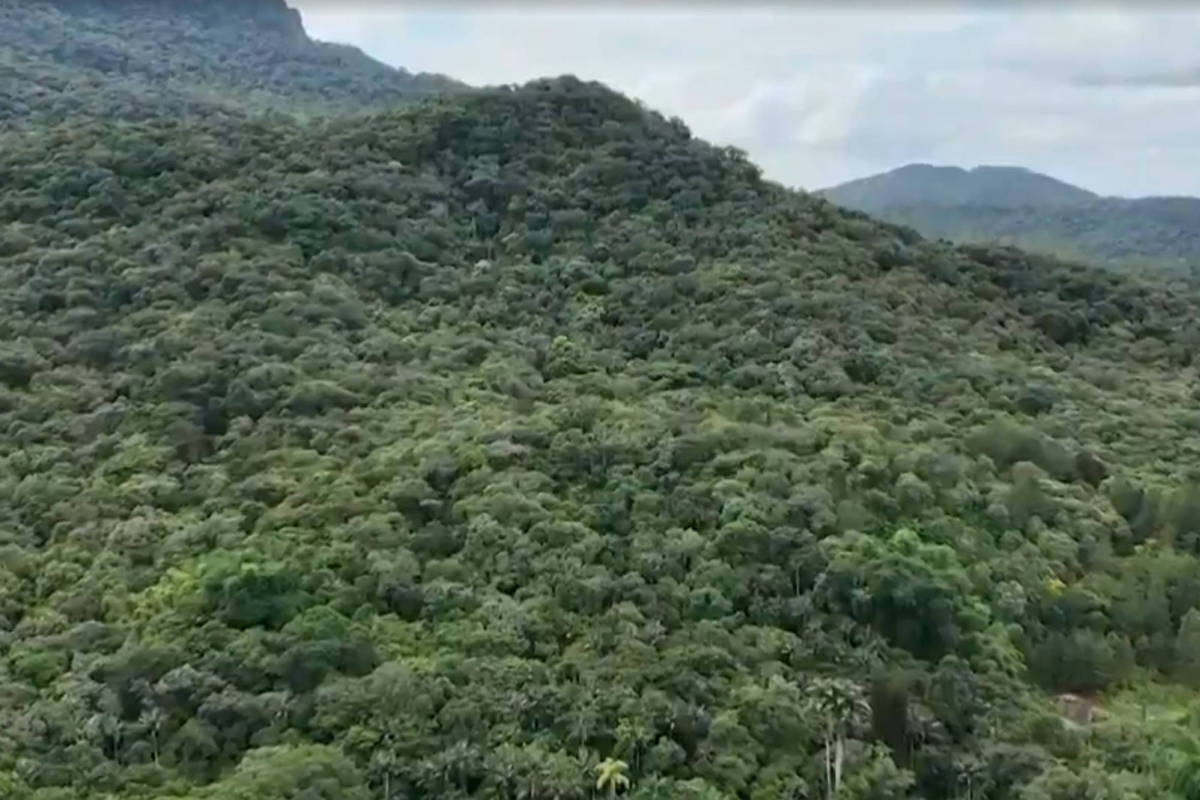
(891, 162), (967, 175)
(820, 161), (1200, 275)
(3, 0), (465, 123)
(46, 0), (305, 34)
(821, 162), (1097, 211)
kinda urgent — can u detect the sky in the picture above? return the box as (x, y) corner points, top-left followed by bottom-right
(292, 3), (1200, 198)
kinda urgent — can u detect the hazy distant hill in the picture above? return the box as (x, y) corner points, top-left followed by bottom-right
(0, 0), (466, 122)
(824, 164), (1098, 210)
(822, 163), (1200, 277)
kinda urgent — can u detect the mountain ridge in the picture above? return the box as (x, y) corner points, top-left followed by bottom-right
(821, 163), (1099, 209)
(821, 163), (1200, 278)
(0, 0), (467, 123)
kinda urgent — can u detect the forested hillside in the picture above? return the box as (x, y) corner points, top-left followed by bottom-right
(0, 0), (464, 123)
(5, 4), (1200, 800)
(822, 165), (1200, 279)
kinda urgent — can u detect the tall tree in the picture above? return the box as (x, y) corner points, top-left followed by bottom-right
(807, 677), (870, 799)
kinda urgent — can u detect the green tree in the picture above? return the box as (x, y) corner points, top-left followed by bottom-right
(806, 677), (869, 800)
(1172, 735), (1200, 800)
(596, 758), (631, 798)
(183, 744), (371, 800)
(841, 744), (915, 800)
(1175, 609), (1200, 687)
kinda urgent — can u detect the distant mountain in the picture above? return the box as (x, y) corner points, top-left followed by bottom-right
(824, 164), (1098, 211)
(821, 164), (1200, 277)
(0, 0), (466, 123)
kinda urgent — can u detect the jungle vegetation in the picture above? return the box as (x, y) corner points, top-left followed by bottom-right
(4, 2), (1200, 799)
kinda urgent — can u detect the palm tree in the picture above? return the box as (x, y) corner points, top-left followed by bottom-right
(595, 757), (631, 798)
(806, 677), (869, 800)
(629, 775), (675, 800)
(615, 713), (655, 774)
(1172, 734), (1200, 800)
(370, 744), (400, 800)
(956, 754), (985, 800)
(139, 707), (165, 766)
(568, 700), (601, 750)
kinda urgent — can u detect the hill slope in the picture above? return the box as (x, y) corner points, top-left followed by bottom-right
(0, 0), (466, 122)
(3, 73), (1200, 799)
(823, 164), (1098, 210)
(822, 164), (1200, 278)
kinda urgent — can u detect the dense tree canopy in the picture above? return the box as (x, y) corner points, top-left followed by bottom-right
(0, 0), (464, 124)
(4, 2), (1200, 799)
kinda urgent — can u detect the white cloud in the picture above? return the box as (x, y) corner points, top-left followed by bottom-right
(291, 3), (409, 57)
(984, 9), (1200, 84)
(292, 2), (1200, 197)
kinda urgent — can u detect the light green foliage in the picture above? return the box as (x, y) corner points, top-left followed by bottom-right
(819, 528), (988, 661)
(595, 757), (631, 797)
(1175, 609), (1200, 688)
(841, 744), (916, 800)
(170, 744), (371, 800)
(2, 3), (1200, 800)
(1023, 762), (1155, 800)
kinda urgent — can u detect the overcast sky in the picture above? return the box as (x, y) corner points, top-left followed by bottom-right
(293, 3), (1200, 198)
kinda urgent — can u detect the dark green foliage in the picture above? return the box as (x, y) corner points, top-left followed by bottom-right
(1, 4), (1200, 799)
(818, 529), (984, 661)
(1174, 609), (1200, 688)
(0, 0), (465, 125)
(1029, 631), (1134, 695)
